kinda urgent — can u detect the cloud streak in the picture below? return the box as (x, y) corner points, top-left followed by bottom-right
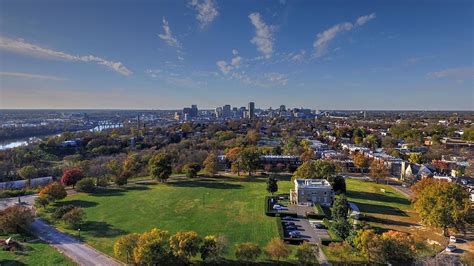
(426, 67), (474, 79)
(0, 36), (132, 76)
(249, 12), (276, 59)
(0, 71), (66, 81)
(158, 17), (182, 49)
(188, 0), (219, 28)
(313, 13), (376, 57)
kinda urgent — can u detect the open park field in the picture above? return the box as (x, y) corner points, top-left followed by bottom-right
(44, 175), (294, 260)
(36, 175), (446, 263)
(0, 237), (75, 266)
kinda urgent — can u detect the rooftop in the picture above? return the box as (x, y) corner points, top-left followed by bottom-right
(295, 179), (332, 189)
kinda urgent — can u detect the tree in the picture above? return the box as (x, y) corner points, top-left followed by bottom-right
(52, 205), (75, 220)
(329, 175), (346, 194)
(18, 165), (38, 188)
(328, 241), (353, 264)
(106, 159), (123, 177)
(266, 176), (278, 195)
(134, 228), (174, 265)
(114, 233), (140, 263)
(239, 147), (260, 176)
(123, 153), (142, 177)
(61, 168), (84, 188)
(203, 152), (218, 176)
(351, 229), (380, 263)
(332, 218), (352, 240)
(235, 242), (262, 262)
(114, 171), (129, 186)
(408, 153), (422, 164)
(353, 152), (370, 172)
(246, 129), (260, 145)
(295, 242), (318, 265)
(200, 235), (227, 262)
(148, 153), (172, 182)
(62, 207), (85, 229)
(370, 160), (389, 183)
(410, 178), (438, 201)
(373, 231), (416, 264)
(34, 195), (53, 208)
(226, 147), (243, 175)
(183, 163), (201, 178)
(331, 194), (349, 221)
(292, 160), (336, 181)
(39, 182), (67, 201)
(300, 148), (315, 162)
(169, 231), (202, 262)
(0, 205), (34, 234)
(75, 178), (96, 193)
(413, 181), (472, 236)
(265, 237), (290, 261)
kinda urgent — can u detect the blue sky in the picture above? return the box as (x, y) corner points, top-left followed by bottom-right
(0, 0), (473, 110)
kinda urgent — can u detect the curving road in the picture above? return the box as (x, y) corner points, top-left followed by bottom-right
(30, 218), (121, 266)
(1, 195), (121, 266)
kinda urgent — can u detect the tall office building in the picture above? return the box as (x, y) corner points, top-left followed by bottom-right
(222, 104), (231, 118)
(191, 105), (198, 117)
(248, 102), (255, 118)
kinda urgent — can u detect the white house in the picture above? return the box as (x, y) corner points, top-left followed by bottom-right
(290, 179), (334, 207)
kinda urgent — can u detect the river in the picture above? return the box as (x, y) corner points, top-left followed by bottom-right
(0, 123), (123, 151)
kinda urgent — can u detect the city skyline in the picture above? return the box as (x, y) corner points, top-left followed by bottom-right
(1, 0), (473, 110)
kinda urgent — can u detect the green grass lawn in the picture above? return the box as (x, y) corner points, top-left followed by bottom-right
(0, 238), (75, 266)
(323, 178), (444, 263)
(46, 174), (294, 260)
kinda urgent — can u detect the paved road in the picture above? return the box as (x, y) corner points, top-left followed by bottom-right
(1, 195), (121, 266)
(30, 218), (122, 266)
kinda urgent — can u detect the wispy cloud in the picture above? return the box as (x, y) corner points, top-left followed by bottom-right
(264, 72), (288, 86)
(188, 0), (219, 28)
(426, 67), (474, 79)
(313, 13), (376, 57)
(158, 17), (182, 49)
(216, 60), (232, 74)
(249, 12), (276, 59)
(0, 36), (132, 76)
(216, 49), (243, 74)
(0, 71), (66, 81)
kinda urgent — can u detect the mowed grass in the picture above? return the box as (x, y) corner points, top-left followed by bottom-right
(53, 175), (293, 259)
(324, 178), (445, 263)
(0, 240), (75, 266)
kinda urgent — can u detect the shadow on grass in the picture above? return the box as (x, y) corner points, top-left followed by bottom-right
(362, 215), (417, 227)
(346, 191), (411, 206)
(169, 180), (243, 189)
(57, 200), (98, 208)
(354, 202), (407, 216)
(125, 185), (150, 191)
(80, 221), (127, 238)
(0, 260), (27, 266)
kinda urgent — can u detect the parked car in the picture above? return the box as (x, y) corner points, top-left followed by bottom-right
(449, 236), (457, 243)
(282, 216), (293, 221)
(445, 245), (456, 252)
(283, 221), (295, 226)
(289, 231), (301, 236)
(313, 223), (325, 229)
(286, 225), (297, 230)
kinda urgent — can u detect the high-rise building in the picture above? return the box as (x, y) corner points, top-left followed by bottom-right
(191, 105), (198, 117)
(222, 105), (231, 118)
(215, 107), (223, 118)
(248, 102), (255, 118)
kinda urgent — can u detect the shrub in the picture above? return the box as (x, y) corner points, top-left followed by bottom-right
(52, 205), (75, 220)
(39, 182), (67, 201)
(0, 205), (34, 234)
(114, 233), (140, 263)
(114, 172), (129, 186)
(235, 242), (261, 262)
(96, 176), (109, 187)
(61, 168), (84, 188)
(295, 242), (318, 265)
(62, 207), (84, 229)
(75, 178), (95, 193)
(169, 231), (202, 261)
(34, 195), (53, 208)
(183, 163), (201, 178)
(200, 235), (227, 262)
(265, 237), (291, 261)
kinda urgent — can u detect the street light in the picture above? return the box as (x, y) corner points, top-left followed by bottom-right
(78, 228), (81, 239)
